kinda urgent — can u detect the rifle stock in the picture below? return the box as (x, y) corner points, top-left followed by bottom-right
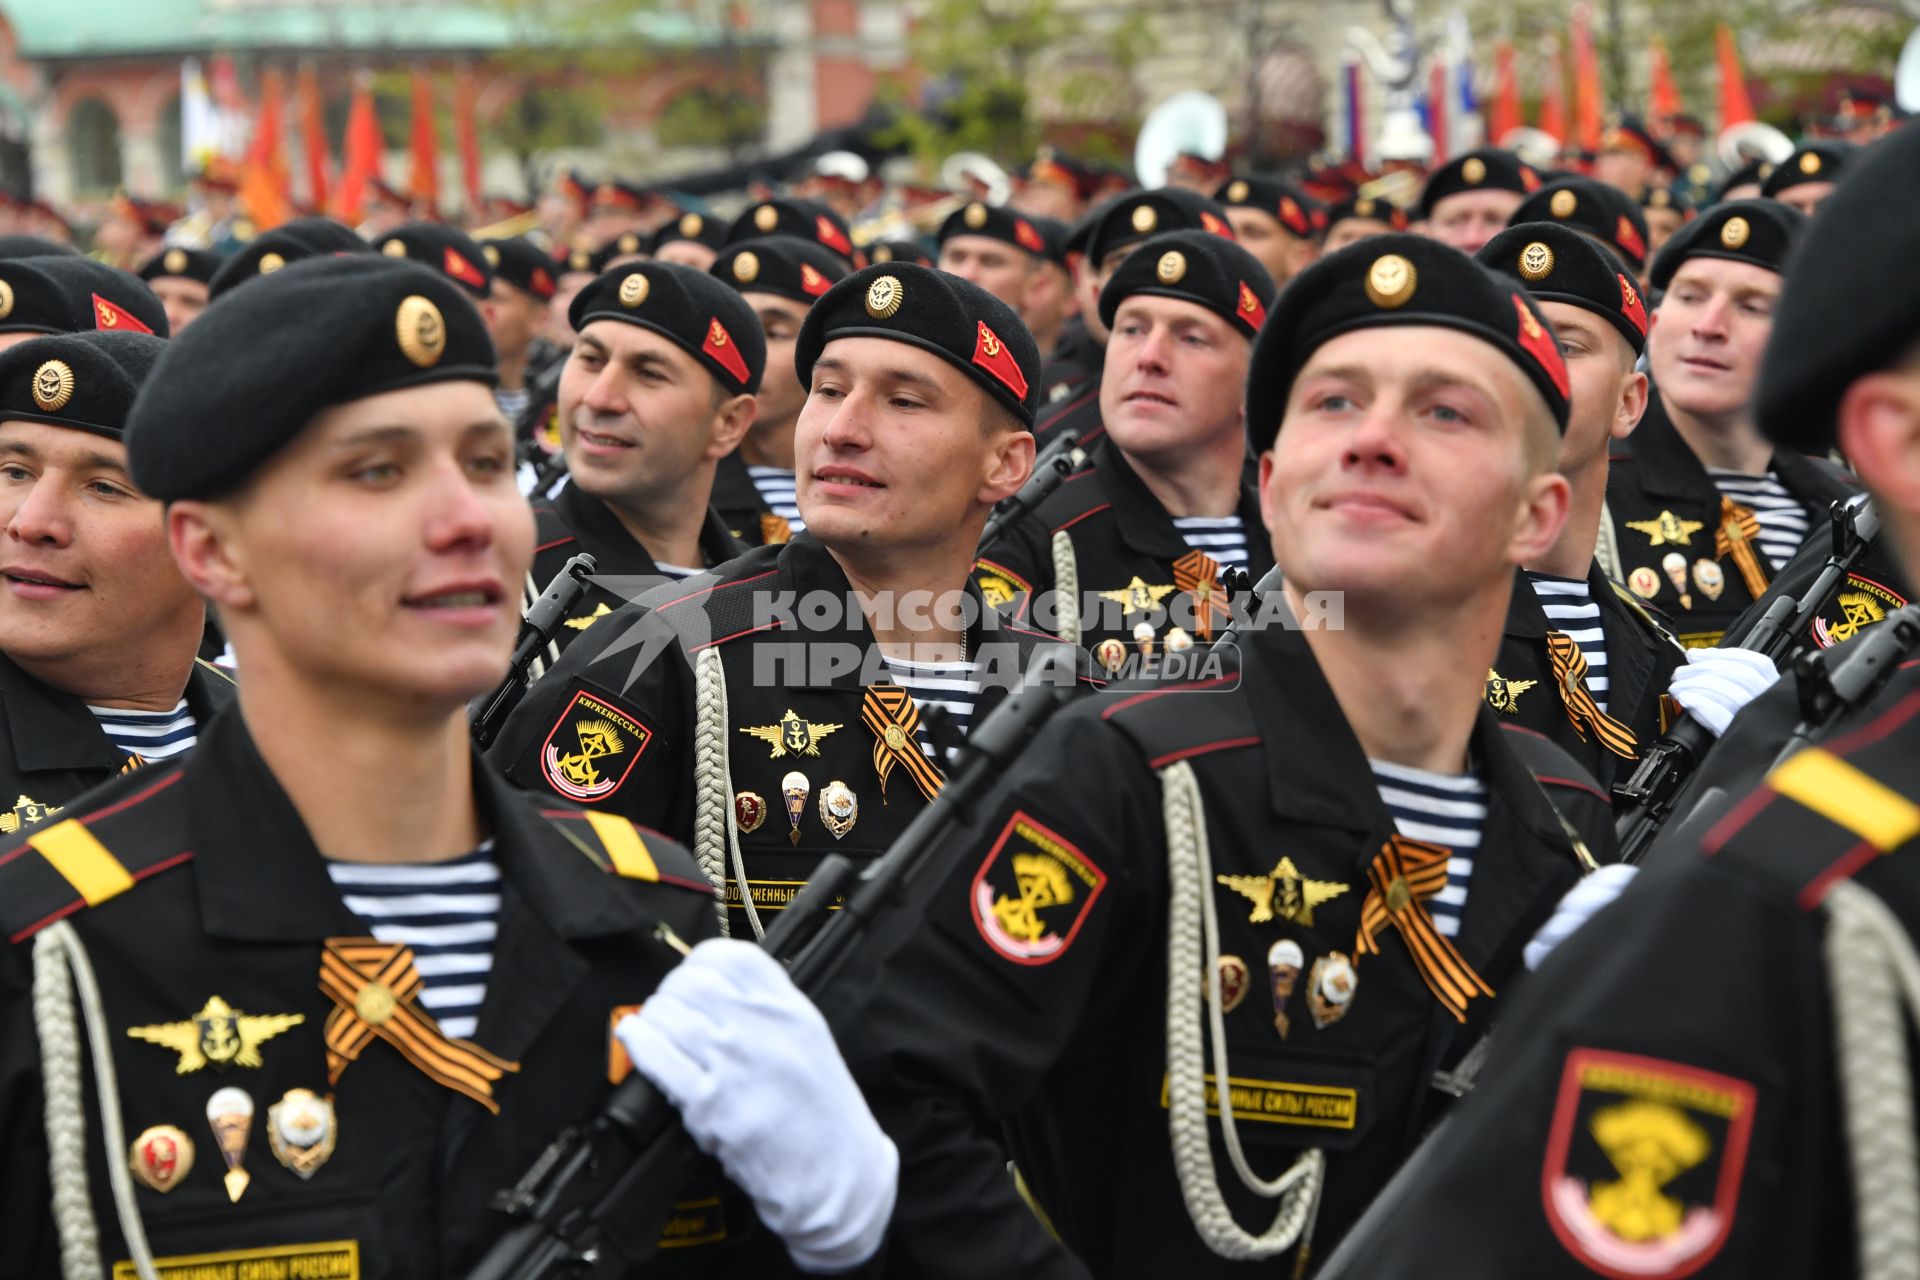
(468, 553), (598, 749)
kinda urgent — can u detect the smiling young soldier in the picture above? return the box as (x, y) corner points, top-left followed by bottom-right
(1474, 223), (1686, 799)
(0, 329), (232, 832)
(975, 230), (1278, 670)
(707, 235), (850, 548)
(491, 264), (1093, 938)
(522, 260), (759, 662)
(846, 235), (1621, 1278)
(0, 255), (894, 1278)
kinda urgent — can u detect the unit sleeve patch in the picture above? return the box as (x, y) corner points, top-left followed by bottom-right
(969, 810), (1107, 965)
(540, 689), (653, 802)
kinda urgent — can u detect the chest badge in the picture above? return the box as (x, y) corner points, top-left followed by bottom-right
(267, 1088), (338, 1180)
(1485, 667), (1538, 714)
(0, 793), (61, 834)
(1216, 857), (1350, 926)
(740, 709), (843, 758)
(127, 996), (306, 1074)
(1625, 509), (1704, 547)
(129, 1124), (195, 1194)
(564, 602), (612, 631)
(1097, 576), (1178, 617)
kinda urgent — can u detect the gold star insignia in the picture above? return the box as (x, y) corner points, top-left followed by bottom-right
(1625, 510), (1704, 547)
(563, 603), (612, 631)
(128, 996), (305, 1075)
(1484, 668), (1539, 715)
(1097, 576), (1178, 616)
(740, 709), (844, 759)
(1216, 857), (1350, 926)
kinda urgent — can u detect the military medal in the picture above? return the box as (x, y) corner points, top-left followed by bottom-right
(1693, 559), (1725, 601)
(1306, 952), (1357, 1030)
(782, 771), (809, 846)
(741, 710), (843, 758)
(1267, 940), (1303, 1038)
(1163, 627), (1193, 654)
(1627, 567), (1660, 600)
(1661, 552), (1693, 610)
(266, 1088), (337, 1180)
(1133, 620), (1156, 657)
(0, 793), (59, 834)
(1206, 955), (1250, 1013)
(1217, 857), (1350, 926)
(734, 791), (767, 835)
(1098, 576), (1177, 618)
(205, 1086), (255, 1202)
(129, 1124), (194, 1194)
(819, 780), (858, 839)
(1484, 668), (1538, 715)
(1094, 638), (1126, 673)
(127, 996), (306, 1074)
(1625, 509), (1704, 547)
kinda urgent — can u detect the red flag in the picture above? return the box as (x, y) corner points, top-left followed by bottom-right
(1538, 36), (1567, 143)
(1571, 6), (1603, 152)
(1428, 59), (1450, 165)
(335, 77), (382, 221)
(1716, 25), (1755, 127)
(240, 67), (291, 231)
(298, 65), (329, 213)
(1489, 42), (1521, 145)
(455, 66), (482, 214)
(1647, 38), (1682, 133)
(409, 67), (439, 211)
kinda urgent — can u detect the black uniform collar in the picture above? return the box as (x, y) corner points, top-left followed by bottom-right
(1091, 437), (1266, 564)
(183, 706), (657, 944)
(555, 480), (744, 580)
(1501, 564), (1616, 641)
(0, 648), (230, 775)
(1633, 389), (1855, 509)
(710, 451), (769, 518)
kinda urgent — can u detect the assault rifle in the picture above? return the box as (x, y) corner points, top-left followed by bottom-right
(468, 553), (597, 750)
(978, 430), (1088, 552)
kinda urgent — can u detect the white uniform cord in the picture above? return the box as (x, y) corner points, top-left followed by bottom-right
(1051, 531), (1080, 648)
(1824, 880), (1920, 1280)
(693, 646), (760, 939)
(1161, 760), (1324, 1260)
(34, 920), (159, 1280)
(1595, 501), (1623, 585)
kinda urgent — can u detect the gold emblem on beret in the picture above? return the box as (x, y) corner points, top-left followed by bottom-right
(1518, 242), (1555, 281)
(680, 212), (703, 236)
(1364, 254), (1417, 309)
(1355, 197), (1375, 217)
(1650, 189), (1671, 208)
(1226, 180), (1249, 203)
(1798, 151), (1821, 175)
(570, 249), (591, 272)
(964, 202), (988, 229)
(1155, 250), (1186, 284)
(872, 245), (894, 263)
(1130, 204), (1157, 234)
(0, 278), (14, 321)
(31, 359), (74, 411)
(618, 272), (650, 307)
(864, 274), (904, 319)
(1462, 157), (1487, 184)
(259, 252), (286, 274)
(1549, 189), (1577, 219)
(395, 295), (446, 369)
(482, 244), (501, 266)
(381, 239), (408, 258)
(732, 250), (760, 283)
(1720, 216), (1750, 249)
(164, 248), (188, 275)
(754, 204), (779, 232)
(618, 233), (640, 254)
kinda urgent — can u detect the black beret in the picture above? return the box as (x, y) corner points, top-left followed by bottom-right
(794, 263), (1041, 426)
(1477, 222), (1649, 356)
(1712, 158), (1772, 203)
(0, 330), (166, 440)
(1508, 178), (1650, 271)
(1063, 198), (1112, 259)
(1023, 215), (1071, 266)
(0, 235), (78, 260)
(650, 210), (729, 255)
(866, 239), (935, 268)
(937, 201), (1054, 258)
(138, 246), (222, 286)
(1648, 198), (1804, 291)
(711, 235), (850, 307)
(726, 198), (858, 266)
(1761, 142), (1853, 197)
(126, 257), (497, 502)
(1419, 149), (1540, 219)
(557, 244), (600, 277)
(1087, 188), (1236, 265)
(479, 236), (558, 300)
(1097, 230), (1276, 340)
(591, 230), (649, 273)
(1598, 117), (1675, 171)
(0, 258), (169, 338)
(569, 260), (765, 395)
(1757, 124), (1920, 453)
(1213, 175), (1323, 239)
(1325, 195), (1410, 233)
(375, 222), (494, 300)
(209, 217), (369, 299)
(1244, 233), (1571, 453)
(1640, 185), (1696, 215)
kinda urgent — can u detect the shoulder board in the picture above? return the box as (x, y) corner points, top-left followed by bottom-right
(1038, 467), (1113, 534)
(1096, 674), (1257, 768)
(539, 808), (716, 897)
(1607, 580), (1685, 652)
(648, 560), (783, 650)
(0, 768), (193, 944)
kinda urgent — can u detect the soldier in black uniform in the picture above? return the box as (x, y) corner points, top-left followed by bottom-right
(977, 230), (1277, 672)
(1321, 194), (1409, 254)
(476, 235), (562, 429)
(1759, 139), (1852, 217)
(0, 254), (893, 1279)
(1474, 223), (1686, 798)
(848, 235), (1622, 1279)
(1417, 147), (1540, 256)
(707, 236), (850, 548)
(1509, 177), (1652, 280)
(724, 196), (861, 269)
(935, 199), (1056, 314)
(205, 215), (370, 301)
(1213, 175), (1323, 288)
(650, 209), (730, 271)
(136, 245), (221, 333)
(1313, 122), (1920, 1278)
(0, 254), (171, 347)
(0, 329), (232, 831)
(522, 261), (759, 665)
(1034, 201), (1110, 411)
(490, 263), (1094, 937)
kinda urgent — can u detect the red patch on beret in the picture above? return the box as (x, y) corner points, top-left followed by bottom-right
(703, 317), (750, 386)
(972, 321), (1028, 401)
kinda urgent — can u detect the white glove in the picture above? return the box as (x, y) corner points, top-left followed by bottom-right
(1666, 646), (1782, 737)
(615, 939), (896, 1273)
(1525, 864), (1639, 971)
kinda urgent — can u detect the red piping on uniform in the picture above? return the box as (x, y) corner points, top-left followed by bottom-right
(1100, 675), (1240, 719)
(1701, 784), (1779, 858)
(1532, 774), (1608, 802)
(1149, 736), (1263, 768)
(534, 534), (578, 554)
(692, 619), (785, 652)
(1036, 388), (1097, 433)
(1054, 503), (1113, 534)
(1798, 839), (1883, 910)
(1817, 688), (1920, 756)
(10, 850), (195, 943)
(656, 568), (780, 614)
(0, 772), (186, 870)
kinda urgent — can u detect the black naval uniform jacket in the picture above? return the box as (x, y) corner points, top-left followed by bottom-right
(709, 452), (796, 550)
(845, 620), (1619, 1279)
(1604, 394), (1860, 648)
(0, 708), (765, 1278)
(526, 480), (746, 662)
(976, 437), (1274, 666)
(1036, 316), (1102, 419)
(1311, 688), (1920, 1280)
(0, 651), (235, 835)
(1489, 566), (1687, 800)
(491, 534), (1100, 937)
